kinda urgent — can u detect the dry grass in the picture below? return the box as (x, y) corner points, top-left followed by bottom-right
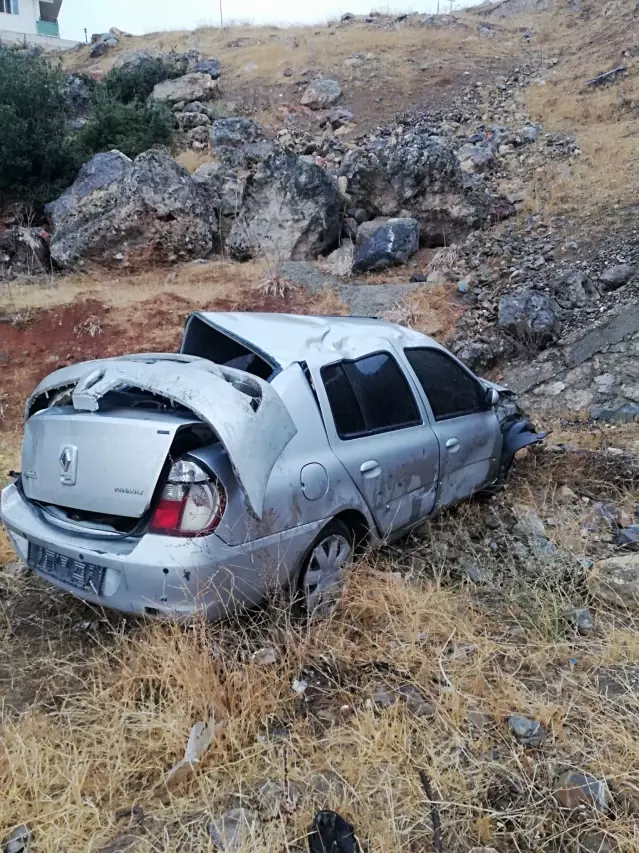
(175, 150), (213, 174)
(1, 451), (639, 851)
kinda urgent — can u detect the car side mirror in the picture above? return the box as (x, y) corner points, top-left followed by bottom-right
(484, 387), (500, 408)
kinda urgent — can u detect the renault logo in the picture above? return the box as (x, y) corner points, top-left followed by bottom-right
(59, 445), (78, 486)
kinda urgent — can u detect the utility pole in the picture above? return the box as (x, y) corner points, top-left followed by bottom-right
(219, 0), (223, 29)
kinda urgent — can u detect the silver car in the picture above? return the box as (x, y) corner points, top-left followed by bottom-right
(1, 312), (544, 619)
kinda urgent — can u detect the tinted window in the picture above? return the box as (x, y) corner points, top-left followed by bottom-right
(405, 348), (484, 421)
(322, 353), (421, 439)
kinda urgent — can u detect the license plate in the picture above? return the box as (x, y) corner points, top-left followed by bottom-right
(28, 543), (105, 595)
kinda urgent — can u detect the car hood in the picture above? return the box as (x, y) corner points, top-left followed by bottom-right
(26, 354), (297, 519)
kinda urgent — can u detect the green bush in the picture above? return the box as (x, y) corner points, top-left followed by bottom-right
(100, 58), (181, 104)
(77, 95), (176, 162)
(0, 47), (78, 208)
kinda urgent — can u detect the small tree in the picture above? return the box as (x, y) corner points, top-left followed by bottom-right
(100, 58), (181, 104)
(77, 95), (176, 162)
(0, 47), (78, 208)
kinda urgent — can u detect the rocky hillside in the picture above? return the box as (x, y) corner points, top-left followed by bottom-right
(1, 2), (638, 852)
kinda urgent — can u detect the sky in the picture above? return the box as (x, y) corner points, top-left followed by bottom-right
(58, 0), (468, 42)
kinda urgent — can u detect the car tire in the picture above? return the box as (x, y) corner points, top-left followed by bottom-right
(293, 519), (354, 619)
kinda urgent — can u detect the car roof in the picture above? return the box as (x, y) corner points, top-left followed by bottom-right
(193, 312), (446, 369)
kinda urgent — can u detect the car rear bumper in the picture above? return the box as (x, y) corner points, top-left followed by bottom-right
(1, 483), (325, 620)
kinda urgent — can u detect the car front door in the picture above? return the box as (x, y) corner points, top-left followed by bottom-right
(403, 347), (502, 509)
(314, 350), (440, 537)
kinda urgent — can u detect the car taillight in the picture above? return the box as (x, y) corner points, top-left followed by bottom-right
(149, 459), (226, 537)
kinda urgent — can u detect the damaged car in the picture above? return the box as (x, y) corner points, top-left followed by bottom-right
(0, 313), (545, 619)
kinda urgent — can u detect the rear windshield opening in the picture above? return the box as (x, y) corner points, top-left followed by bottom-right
(181, 315), (275, 381)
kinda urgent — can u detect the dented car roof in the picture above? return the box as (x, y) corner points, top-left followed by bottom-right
(192, 312), (446, 369)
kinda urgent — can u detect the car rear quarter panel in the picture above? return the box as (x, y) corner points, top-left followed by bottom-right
(206, 364), (377, 551)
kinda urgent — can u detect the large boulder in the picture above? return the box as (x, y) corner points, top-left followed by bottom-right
(553, 269), (599, 309)
(353, 218), (420, 273)
(498, 290), (560, 346)
(151, 73), (218, 105)
(300, 78), (342, 109)
(340, 135), (490, 245)
(0, 227), (50, 278)
(113, 48), (164, 69)
(209, 118), (273, 167)
(599, 264), (636, 291)
(193, 161), (246, 241)
(227, 152), (341, 261)
(46, 149), (217, 268)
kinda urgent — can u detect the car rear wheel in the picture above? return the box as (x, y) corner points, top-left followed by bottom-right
(295, 520), (354, 618)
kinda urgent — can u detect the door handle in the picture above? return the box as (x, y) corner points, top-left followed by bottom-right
(360, 459), (381, 477)
(446, 438), (460, 452)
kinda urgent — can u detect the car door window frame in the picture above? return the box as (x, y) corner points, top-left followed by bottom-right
(320, 350), (423, 440)
(403, 347), (488, 422)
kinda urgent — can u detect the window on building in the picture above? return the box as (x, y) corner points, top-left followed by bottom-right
(405, 348), (485, 421)
(322, 353), (421, 439)
(0, 0), (19, 14)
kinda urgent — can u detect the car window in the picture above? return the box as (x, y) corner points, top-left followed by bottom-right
(405, 347), (485, 421)
(322, 353), (421, 439)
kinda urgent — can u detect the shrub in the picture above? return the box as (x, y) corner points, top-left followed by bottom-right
(100, 58), (181, 104)
(77, 96), (176, 161)
(0, 47), (78, 208)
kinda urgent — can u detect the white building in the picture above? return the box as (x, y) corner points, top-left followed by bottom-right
(0, 0), (77, 49)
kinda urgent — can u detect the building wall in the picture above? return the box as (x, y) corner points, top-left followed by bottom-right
(0, 0), (38, 35)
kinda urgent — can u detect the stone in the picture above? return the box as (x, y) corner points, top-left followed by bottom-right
(567, 608), (595, 635)
(46, 149), (217, 268)
(591, 554), (639, 610)
(176, 112), (211, 130)
(227, 152), (341, 261)
(616, 525), (639, 547)
(251, 647), (279, 665)
(300, 77), (342, 109)
(353, 218), (420, 273)
(2, 825), (32, 853)
(555, 770), (610, 812)
(398, 684), (435, 717)
(151, 73), (218, 105)
(210, 117), (263, 148)
(553, 270), (599, 309)
(63, 74), (93, 118)
(340, 136), (490, 246)
(508, 715), (547, 747)
(191, 58), (222, 79)
(356, 217), (390, 246)
(372, 686), (397, 708)
(577, 832), (616, 853)
(113, 48), (163, 69)
(248, 780), (303, 818)
(466, 710), (494, 731)
(208, 809), (259, 851)
(513, 504), (546, 538)
(325, 243), (354, 274)
(193, 162), (246, 218)
(0, 227), (50, 279)
(520, 124), (540, 143)
(599, 264), (636, 291)
(498, 290), (560, 346)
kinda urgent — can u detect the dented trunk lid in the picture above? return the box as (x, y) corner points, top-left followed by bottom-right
(21, 407), (202, 518)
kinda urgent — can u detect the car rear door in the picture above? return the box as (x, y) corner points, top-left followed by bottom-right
(312, 349), (440, 537)
(403, 347), (502, 509)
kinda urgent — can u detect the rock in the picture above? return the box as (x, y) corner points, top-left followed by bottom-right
(46, 149), (217, 268)
(508, 715), (547, 747)
(151, 73), (218, 105)
(457, 142), (495, 173)
(398, 684), (435, 717)
(352, 218), (420, 273)
(227, 152), (341, 261)
(356, 217), (390, 246)
(513, 505), (546, 538)
(63, 74), (93, 118)
(210, 117), (263, 148)
(591, 554), (639, 610)
(251, 647), (279, 665)
(498, 290), (560, 346)
(193, 162), (246, 218)
(191, 58), (222, 79)
(113, 48), (163, 69)
(466, 711), (494, 731)
(577, 831), (616, 853)
(616, 525), (639, 547)
(554, 270), (599, 309)
(520, 124), (540, 143)
(558, 485), (578, 502)
(555, 770), (610, 812)
(325, 243), (354, 274)
(176, 112), (211, 130)
(340, 136), (489, 245)
(2, 825), (32, 853)
(248, 780), (303, 818)
(567, 608), (595, 635)
(0, 227), (50, 279)
(599, 264), (636, 291)
(372, 686), (397, 708)
(208, 809), (259, 851)
(300, 78), (342, 109)
(460, 562), (489, 584)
